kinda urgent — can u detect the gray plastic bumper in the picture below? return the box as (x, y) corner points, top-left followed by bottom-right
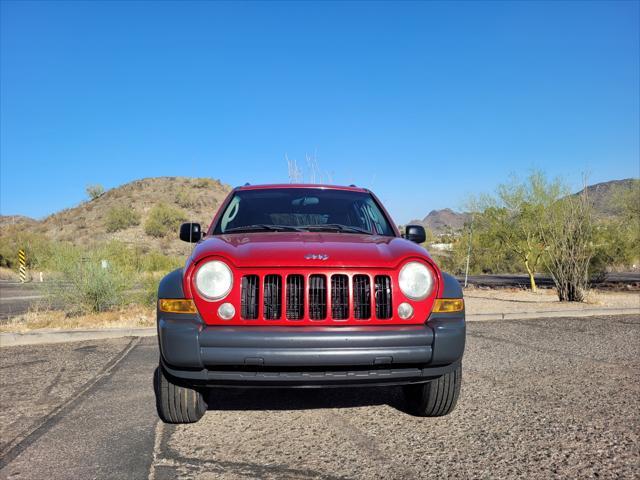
(157, 312), (465, 387)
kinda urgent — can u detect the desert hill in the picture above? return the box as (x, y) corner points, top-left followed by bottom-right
(574, 178), (639, 218)
(1, 177), (231, 255)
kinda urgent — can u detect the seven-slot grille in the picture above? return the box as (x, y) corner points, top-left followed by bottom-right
(240, 273), (393, 321)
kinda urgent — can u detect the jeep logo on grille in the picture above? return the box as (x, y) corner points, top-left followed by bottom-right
(304, 253), (329, 261)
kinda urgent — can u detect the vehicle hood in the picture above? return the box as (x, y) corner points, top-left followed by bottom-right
(189, 232), (431, 269)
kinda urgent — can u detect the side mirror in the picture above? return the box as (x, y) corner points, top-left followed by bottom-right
(180, 223), (202, 243)
(404, 225), (426, 244)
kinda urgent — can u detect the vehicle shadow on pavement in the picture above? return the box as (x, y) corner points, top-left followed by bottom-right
(204, 386), (412, 414)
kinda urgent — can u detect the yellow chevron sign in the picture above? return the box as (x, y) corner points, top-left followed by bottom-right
(18, 249), (26, 283)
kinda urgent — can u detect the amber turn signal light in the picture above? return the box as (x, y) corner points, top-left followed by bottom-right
(159, 299), (197, 314)
(432, 298), (464, 313)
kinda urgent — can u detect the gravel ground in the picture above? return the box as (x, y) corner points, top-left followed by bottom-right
(1, 315), (638, 479)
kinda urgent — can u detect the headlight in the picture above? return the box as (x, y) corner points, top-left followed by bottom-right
(195, 260), (233, 301)
(399, 261), (434, 300)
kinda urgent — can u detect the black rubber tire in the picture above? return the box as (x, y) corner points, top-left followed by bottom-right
(154, 365), (207, 424)
(403, 364), (462, 417)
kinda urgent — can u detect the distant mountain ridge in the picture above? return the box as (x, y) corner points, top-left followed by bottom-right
(411, 178), (638, 236)
(574, 178), (639, 217)
(420, 208), (470, 235)
(1, 177), (636, 251)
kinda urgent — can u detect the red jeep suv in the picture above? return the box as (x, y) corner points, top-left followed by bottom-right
(154, 184), (465, 423)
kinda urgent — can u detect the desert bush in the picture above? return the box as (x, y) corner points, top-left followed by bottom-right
(51, 260), (130, 313)
(193, 177), (215, 188)
(441, 221), (523, 276)
(144, 203), (187, 238)
(0, 232), (80, 272)
(141, 250), (182, 272)
(92, 241), (180, 274)
(86, 184), (105, 200)
(105, 206), (140, 232)
(41, 242), (83, 273)
(0, 231), (40, 268)
(93, 241), (143, 274)
(175, 188), (197, 209)
(138, 273), (163, 306)
(539, 188), (595, 302)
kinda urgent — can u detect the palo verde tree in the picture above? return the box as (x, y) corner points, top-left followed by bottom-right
(471, 171), (566, 292)
(539, 184), (595, 302)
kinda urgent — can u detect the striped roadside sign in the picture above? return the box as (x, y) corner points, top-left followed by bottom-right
(18, 249), (27, 283)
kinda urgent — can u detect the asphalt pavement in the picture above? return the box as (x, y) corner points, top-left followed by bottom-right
(0, 282), (48, 320)
(1, 314), (639, 479)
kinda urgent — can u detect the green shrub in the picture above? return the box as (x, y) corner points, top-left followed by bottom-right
(43, 242), (83, 273)
(193, 177), (215, 188)
(94, 241), (143, 274)
(0, 231), (80, 272)
(137, 273), (163, 306)
(0, 231), (47, 269)
(144, 203), (187, 238)
(51, 260), (130, 313)
(175, 188), (197, 209)
(105, 206), (140, 232)
(86, 184), (105, 200)
(141, 250), (183, 272)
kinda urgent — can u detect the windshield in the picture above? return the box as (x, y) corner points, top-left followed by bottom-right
(212, 188), (395, 236)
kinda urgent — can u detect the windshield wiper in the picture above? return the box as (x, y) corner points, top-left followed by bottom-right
(224, 224), (305, 233)
(302, 224), (373, 235)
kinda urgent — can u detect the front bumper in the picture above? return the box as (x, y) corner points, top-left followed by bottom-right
(158, 313), (465, 387)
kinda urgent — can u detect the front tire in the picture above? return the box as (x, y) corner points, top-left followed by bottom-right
(154, 365), (207, 423)
(403, 364), (461, 417)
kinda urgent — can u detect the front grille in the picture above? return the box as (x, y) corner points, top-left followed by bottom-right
(308, 275), (327, 320)
(353, 275), (371, 319)
(286, 275), (304, 320)
(331, 275), (349, 319)
(374, 275), (392, 319)
(240, 273), (393, 321)
(241, 275), (259, 319)
(263, 274), (282, 320)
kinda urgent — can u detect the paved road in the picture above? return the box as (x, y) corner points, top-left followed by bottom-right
(0, 283), (48, 320)
(1, 315), (638, 479)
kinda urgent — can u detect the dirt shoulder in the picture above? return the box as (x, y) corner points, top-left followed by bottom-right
(0, 306), (154, 333)
(465, 287), (639, 316)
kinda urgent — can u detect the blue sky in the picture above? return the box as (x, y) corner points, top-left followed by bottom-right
(1, 1), (638, 224)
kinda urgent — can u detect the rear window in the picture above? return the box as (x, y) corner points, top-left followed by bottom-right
(212, 188), (395, 236)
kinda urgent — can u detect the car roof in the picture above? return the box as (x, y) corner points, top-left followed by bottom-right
(235, 183), (369, 193)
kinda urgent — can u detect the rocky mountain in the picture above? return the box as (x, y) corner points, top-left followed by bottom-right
(0, 177), (232, 255)
(573, 178), (639, 218)
(420, 208), (470, 235)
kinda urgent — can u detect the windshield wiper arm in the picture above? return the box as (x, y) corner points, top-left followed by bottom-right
(302, 224), (373, 234)
(225, 224), (305, 233)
